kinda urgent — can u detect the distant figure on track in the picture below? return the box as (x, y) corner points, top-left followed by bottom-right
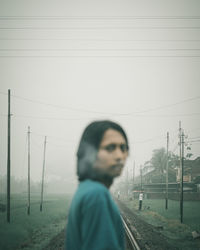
(117, 190), (120, 199)
(65, 120), (129, 250)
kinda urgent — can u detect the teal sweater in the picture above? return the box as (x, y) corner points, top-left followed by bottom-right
(65, 179), (125, 250)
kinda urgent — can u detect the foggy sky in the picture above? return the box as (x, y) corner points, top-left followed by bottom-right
(0, 0), (200, 190)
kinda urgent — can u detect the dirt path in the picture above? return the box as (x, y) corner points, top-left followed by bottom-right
(43, 229), (65, 250)
(16, 220), (66, 250)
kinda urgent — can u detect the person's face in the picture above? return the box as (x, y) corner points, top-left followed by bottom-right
(94, 129), (129, 178)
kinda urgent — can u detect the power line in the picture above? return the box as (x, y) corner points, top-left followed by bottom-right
(185, 127), (200, 133)
(0, 91), (7, 96)
(31, 131), (75, 144)
(188, 137), (200, 140)
(46, 142), (72, 148)
(1, 38), (200, 42)
(7, 112), (200, 121)
(0, 16), (200, 19)
(1, 91), (200, 116)
(1, 111), (200, 123)
(10, 93), (127, 116)
(133, 127), (200, 146)
(129, 96), (200, 115)
(134, 135), (165, 144)
(1, 55), (200, 58)
(12, 114), (96, 121)
(1, 26), (200, 30)
(187, 140), (200, 143)
(31, 131), (67, 141)
(31, 131), (74, 147)
(31, 129), (165, 145)
(1, 49), (200, 51)
(130, 113), (200, 117)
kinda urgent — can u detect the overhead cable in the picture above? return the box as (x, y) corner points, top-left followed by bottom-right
(0, 91), (200, 116)
(1, 26), (200, 30)
(0, 15), (200, 20)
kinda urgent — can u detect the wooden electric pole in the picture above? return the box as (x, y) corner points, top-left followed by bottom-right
(40, 136), (47, 212)
(27, 126), (31, 215)
(179, 121), (182, 222)
(165, 132), (169, 209)
(7, 89), (11, 223)
(180, 129), (185, 223)
(179, 121), (185, 223)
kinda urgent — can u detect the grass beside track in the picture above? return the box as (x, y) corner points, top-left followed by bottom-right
(123, 198), (200, 250)
(0, 193), (70, 250)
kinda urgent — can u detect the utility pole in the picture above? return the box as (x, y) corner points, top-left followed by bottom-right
(7, 89), (11, 223)
(180, 129), (185, 223)
(165, 132), (169, 209)
(179, 121), (185, 223)
(27, 126), (31, 215)
(40, 136), (47, 212)
(179, 121), (182, 222)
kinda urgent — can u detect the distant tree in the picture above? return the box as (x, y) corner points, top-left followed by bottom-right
(149, 148), (177, 183)
(150, 148), (166, 182)
(168, 152), (179, 169)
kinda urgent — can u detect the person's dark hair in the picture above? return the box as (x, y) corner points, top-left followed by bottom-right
(76, 120), (129, 181)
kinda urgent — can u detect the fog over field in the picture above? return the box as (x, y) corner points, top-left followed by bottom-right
(0, 0), (200, 193)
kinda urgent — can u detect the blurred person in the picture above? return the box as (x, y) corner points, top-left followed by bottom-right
(65, 120), (129, 250)
(117, 190), (120, 199)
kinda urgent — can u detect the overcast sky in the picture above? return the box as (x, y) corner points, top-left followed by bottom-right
(0, 0), (200, 188)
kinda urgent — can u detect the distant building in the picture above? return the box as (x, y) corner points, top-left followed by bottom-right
(176, 157), (200, 183)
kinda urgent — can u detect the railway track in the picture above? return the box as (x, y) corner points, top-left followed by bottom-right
(121, 215), (141, 250)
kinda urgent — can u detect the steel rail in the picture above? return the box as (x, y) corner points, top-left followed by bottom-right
(121, 216), (141, 250)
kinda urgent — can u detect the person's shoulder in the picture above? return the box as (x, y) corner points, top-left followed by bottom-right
(80, 179), (109, 203)
(80, 179), (108, 193)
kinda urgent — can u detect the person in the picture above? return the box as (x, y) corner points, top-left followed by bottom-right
(117, 190), (120, 199)
(138, 192), (143, 211)
(65, 120), (129, 250)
